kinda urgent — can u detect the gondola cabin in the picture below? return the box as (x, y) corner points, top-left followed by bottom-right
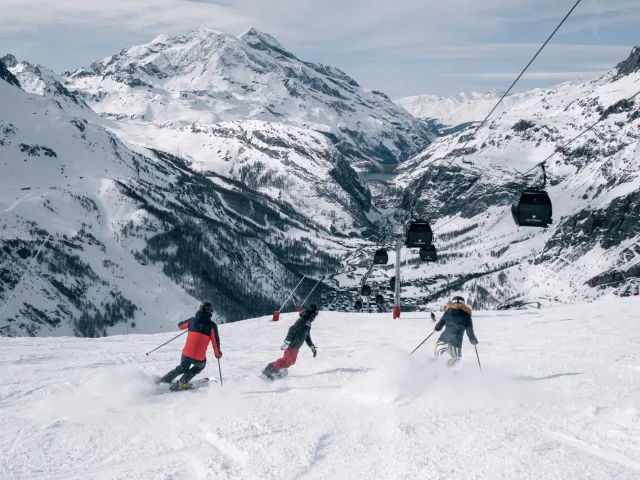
(375, 294), (384, 304)
(406, 220), (433, 248)
(511, 190), (552, 228)
(373, 249), (389, 265)
(420, 245), (438, 262)
(361, 284), (372, 297)
(354, 300), (363, 310)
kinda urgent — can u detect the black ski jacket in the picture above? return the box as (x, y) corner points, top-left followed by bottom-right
(285, 309), (317, 350)
(434, 303), (477, 349)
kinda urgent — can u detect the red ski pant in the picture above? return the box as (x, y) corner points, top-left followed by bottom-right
(272, 348), (299, 371)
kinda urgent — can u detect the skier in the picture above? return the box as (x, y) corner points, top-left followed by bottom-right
(262, 304), (319, 380)
(433, 295), (477, 367)
(159, 302), (222, 390)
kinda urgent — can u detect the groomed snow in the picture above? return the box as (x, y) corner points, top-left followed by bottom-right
(1, 297), (639, 479)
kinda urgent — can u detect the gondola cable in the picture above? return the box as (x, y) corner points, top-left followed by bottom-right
(433, 89), (640, 237)
(517, 88), (640, 181)
(445, 0), (584, 170)
(405, 0), (584, 239)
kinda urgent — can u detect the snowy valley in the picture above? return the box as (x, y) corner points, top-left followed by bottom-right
(382, 47), (640, 311)
(1, 29), (640, 338)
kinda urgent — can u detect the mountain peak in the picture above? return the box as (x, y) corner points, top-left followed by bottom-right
(615, 44), (640, 79)
(1, 53), (18, 68)
(150, 33), (169, 44)
(0, 57), (21, 88)
(149, 27), (228, 48)
(191, 26), (226, 38)
(238, 27), (295, 59)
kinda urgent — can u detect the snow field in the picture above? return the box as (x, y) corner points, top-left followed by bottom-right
(1, 297), (640, 479)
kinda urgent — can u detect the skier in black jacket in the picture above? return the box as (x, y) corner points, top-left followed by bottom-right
(433, 295), (478, 367)
(262, 304), (319, 379)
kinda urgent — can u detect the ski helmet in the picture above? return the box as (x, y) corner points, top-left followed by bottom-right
(308, 304), (318, 312)
(450, 294), (465, 304)
(200, 302), (214, 312)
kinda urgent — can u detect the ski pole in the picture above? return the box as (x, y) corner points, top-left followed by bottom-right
(217, 358), (223, 386)
(474, 345), (483, 373)
(145, 330), (187, 356)
(410, 330), (436, 356)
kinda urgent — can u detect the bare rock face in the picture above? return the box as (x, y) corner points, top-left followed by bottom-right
(615, 45), (640, 79)
(0, 58), (20, 88)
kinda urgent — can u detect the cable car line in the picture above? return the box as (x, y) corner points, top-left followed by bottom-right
(399, 0), (584, 243)
(517, 88), (640, 181)
(432, 86), (640, 238)
(339, 0), (637, 310)
(445, 0), (584, 169)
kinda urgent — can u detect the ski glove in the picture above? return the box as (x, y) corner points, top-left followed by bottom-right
(470, 338), (478, 346)
(216, 351), (223, 359)
(281, 341), (290, 351)
(310, 346), (317, 358)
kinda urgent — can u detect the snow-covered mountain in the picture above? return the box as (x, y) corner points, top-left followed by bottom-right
(4, 31), (640, 336)
(0, 62), (357, 337)
(395, 89), (544, 131)
(63, 27), (437, 171)
(1, 54), (92, 116)
(108, 119), (373, 235)
(365, 45), (640, 310)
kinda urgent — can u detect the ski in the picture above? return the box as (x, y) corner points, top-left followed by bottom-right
(168, 377), (211, 392)
(258, 369), (288, 382)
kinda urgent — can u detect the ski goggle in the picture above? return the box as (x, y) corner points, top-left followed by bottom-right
(200, 304), (214, 312)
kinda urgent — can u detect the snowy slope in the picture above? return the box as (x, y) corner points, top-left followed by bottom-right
(1, 298), (639, 479)
(377, 46), (640, 309)
(111, 119), (373, 233)
(396, 89), (547, 130)
(0, 66), (354, 337)
(63, 28), (437, 171)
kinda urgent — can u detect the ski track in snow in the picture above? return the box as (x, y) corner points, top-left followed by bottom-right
(1, 298), (640, 479)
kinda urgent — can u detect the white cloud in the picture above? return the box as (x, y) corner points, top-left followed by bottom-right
(3, 0), (637, 51)
(449, 71), (607, 81)
(383, 43), (632, 60)
(0, 0), (257, 35)
(1, 0), (638, 95)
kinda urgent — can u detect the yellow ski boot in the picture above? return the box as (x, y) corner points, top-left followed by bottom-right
(170, 381), (192, 391)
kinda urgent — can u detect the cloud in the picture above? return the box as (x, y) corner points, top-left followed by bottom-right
(1, 0), (638, 96)
(448, 71), (607, 81)
(3, 0), (637, 51)
(384, 43), (633, 60)
(0, 0), (257, 35)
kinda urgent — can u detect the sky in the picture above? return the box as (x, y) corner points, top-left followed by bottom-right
(1, 0), (639, 97)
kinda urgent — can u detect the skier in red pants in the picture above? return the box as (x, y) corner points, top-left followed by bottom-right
(262, 304), (319, 379)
